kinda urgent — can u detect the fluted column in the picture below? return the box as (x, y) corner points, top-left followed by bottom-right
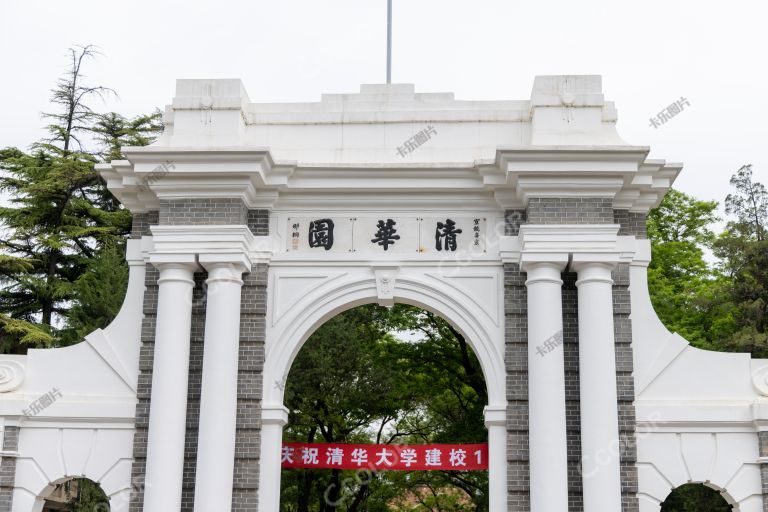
(193, 259), (249, 512)
(143, 260), (199, 512)
(523, 257), (569, 512)
(572, 260), (622, 511)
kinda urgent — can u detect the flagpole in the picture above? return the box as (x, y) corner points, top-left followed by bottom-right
(386, 0), (392, 84)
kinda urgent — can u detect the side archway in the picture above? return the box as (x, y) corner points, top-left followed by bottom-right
(39, 477), (110, 512)
(661, 482), (734, 511)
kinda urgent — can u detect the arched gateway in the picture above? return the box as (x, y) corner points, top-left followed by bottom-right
(0, 76), (765, 511)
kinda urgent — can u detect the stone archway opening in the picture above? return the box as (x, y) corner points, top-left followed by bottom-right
(279, 303), (490, 511)
(41, 477), (110, 512)
(660, 483), (734, 511)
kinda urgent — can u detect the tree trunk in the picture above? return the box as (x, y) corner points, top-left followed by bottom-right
(297, 427), (317, 512)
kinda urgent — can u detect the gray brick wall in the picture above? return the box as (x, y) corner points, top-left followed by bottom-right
(614, 264), (639, 512)
(614, 210), (647, 238)
(160, 198), (248, 225)
(248, 209), (269, 236)
(0, 426), (19, 511)
(759, 432), (768, 510)
(232, 263), (268, 511)
(526, 198), (614, 225)
(505, 210), (527, 236)
(562, 272), (583, 512)
(131, 211), (159, 239)
(128, 213), (158, 511)
(181, 274), (208, 511)
(612, 208), (644, 512)
(129, 264), (158, 512)
(505, 262), (529, 511)
(505, 209), (529, 511)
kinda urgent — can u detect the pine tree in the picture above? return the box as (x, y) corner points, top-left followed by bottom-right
(0, 46), (160, 352)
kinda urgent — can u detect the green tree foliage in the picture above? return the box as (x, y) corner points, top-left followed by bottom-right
(713, 164), (768, 356)
(646, 189), (723, 346)
(92, 110), (163, 163)
(280, 304), (487, 512)
(660, 483), (732, 512)
(647, 166), (768, 358)
(0, 46), (161, 352)
(42, 478), (110, 512)
(64, 240), (129, 344)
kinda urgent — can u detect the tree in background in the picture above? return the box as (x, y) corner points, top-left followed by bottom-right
(646, 189), (722, 346)
(0, 46), (161, 352)
(714, 164), (768, 356)
(661, 483), (732, 512)
(281, 304), (488, 512)
(647, 166), (768, 357)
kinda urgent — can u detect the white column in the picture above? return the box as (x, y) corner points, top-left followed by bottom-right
(572, 260), (622, 512)
(193, 260), (249, 512)
(523, 258), (569, 512)
(143, 260), (198, 512)
(257, 405), (290, 512)
(484, 406), (508, 512)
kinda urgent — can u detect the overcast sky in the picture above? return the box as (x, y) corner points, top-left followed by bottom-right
(1, 0), (766, 217)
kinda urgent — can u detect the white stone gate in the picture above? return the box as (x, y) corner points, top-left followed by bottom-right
(0, 76), (765, 511)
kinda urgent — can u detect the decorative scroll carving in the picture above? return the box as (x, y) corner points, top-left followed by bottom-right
(0, 360), (25, 392)
(752, 364), (768, 396)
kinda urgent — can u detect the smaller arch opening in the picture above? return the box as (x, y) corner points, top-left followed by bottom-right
(661, 483), (733, 512)
(42, 478), (110, 512)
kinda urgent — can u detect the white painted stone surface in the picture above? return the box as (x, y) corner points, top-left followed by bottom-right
(0, 75), (763, 512)
(1, 239), (146, 511)
(631, 239), (766, 510)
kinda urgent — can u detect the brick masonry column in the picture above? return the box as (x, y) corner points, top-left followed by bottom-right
(232, 211), (270, 511)
(504, 209), (531, 511)
(615, 209), (645, 512)
(759, 432), (768, 511)
(0, 426), (19, 510)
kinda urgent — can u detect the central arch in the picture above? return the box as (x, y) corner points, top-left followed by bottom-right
(259, 270), (507, 512)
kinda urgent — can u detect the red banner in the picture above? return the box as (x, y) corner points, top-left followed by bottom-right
(281, 443), (488, 471)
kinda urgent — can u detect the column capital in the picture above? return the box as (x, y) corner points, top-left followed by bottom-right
(150, 224), (273, 266)
(262, 404), (290, 427)
(483, 405), (507, 427)
(571, 259), (617, 286)
(199, 254), (251, 284)
(520, 253), (568, 271)
(151, 257), (201, 285)
(502, 224), (627, 267)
